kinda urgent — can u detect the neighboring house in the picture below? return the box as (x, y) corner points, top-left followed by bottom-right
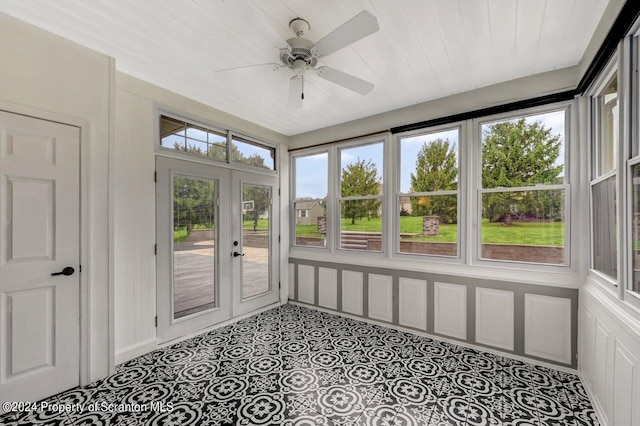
(295, 198), (325, 225)
(399, 195), (412, 215)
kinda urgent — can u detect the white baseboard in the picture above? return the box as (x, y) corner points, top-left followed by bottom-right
(115, 338), (157, 365)
(578, 371), (608, 426)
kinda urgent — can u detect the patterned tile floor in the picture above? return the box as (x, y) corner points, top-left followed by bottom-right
(1, 304), (599, 425)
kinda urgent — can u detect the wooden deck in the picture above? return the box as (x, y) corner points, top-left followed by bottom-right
(173, 240), (269, 319)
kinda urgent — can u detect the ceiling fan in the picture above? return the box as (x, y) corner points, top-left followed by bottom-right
(216, 11), (379, 109)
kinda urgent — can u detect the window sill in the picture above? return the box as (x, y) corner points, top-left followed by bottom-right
(289, 248), (579, 288)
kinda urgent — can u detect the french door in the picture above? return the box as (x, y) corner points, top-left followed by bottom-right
(156, 157), (279, 343)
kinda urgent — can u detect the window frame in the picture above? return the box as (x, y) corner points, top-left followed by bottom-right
(588, 54), (621, 287)
(154, 108), (279, 177)
(473, 102), (573, 269)
(335, 137), (387, 255)
(393, 122), (465, 261)
(625, 28), (640, 306)
(290, 147), (330, 250)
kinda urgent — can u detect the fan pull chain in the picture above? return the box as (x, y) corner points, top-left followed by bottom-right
(301, 75), (305, 100)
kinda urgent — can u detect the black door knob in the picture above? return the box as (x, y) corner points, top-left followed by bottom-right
(233, 252), (245, 257)
(51, 267), (75, 276)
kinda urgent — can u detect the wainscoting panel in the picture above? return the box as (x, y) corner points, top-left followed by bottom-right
(342, 270), (363, 316)
(288, 258), (578, 368)
(398, 277), (427, 331)
(368, 274), (393, 323)
(580, 281), (640, 426)
(476, 287), (514, 351)
(434, 282), (467, 340)
(593, 319), (611, 414)
(297, 264), (315, 305)
(524, 294), (572, 364)
(612, 339), (636, 426)
(318, 267), (338, 310)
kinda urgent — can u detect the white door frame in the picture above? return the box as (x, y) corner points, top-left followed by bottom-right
(0, 101), (103, 386)
(155, 157), (281, 340)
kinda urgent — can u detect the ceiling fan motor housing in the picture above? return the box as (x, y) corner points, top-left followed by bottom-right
(281, 38), (318, 68)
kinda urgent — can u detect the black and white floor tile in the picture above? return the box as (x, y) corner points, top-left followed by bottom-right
(0, 304), (599, 425)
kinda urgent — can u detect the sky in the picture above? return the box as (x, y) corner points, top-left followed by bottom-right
(294, 110), (566, 199)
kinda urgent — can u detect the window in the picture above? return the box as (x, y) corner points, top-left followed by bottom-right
(159, 115), (277, 171)
(479, 109), (568, 265)
(232, 135), (275, 170)
(630, 36), (640, 293)
(593, 76), (618, 177)
(160, 115), (226, 160)
(339, 141), (384, 252)
(631, 164), (640, 292)
(397, 127), (460, 257)
(591, 70), (619, 280)
(292, 151), (328, 248)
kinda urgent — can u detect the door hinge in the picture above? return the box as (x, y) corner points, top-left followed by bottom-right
(154, 171), (157, 182)
(278, 281), (281, 290)
(155, 316), (158, 327)
(79, 265), (82, 273)
(154, 244), (157, 255)
(216, 198), (220, 206)
(278, 235), (281, 243)
(278, 188), (281, 196)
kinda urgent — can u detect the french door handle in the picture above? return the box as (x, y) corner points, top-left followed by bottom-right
(232, 252), (245, 258)
(51, 266), (75, 276)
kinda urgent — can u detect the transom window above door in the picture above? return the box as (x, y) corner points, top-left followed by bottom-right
(159, 114), (277, 171)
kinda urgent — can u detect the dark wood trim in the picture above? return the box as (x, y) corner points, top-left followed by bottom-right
(390, 90), (576, 134)
(288, 130), (388, 152)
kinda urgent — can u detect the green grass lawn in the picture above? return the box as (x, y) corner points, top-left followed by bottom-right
(243, 219), (270, 230)
(296, 216), (565, 246)
(173, 228), (188, 243)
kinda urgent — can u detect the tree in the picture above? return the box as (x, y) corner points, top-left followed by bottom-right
(409, 139), (458, 223)
(482, 119), (563, 223)
(173, 176), (216, 235)
(341, 159), (380, 225)
(172, 141), (272, 234)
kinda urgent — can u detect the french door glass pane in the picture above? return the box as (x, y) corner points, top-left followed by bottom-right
(242, 184), (270, 298)
(172, 175), (216, 319)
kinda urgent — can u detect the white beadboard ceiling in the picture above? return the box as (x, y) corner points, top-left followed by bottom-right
(0, 0), (608, 136)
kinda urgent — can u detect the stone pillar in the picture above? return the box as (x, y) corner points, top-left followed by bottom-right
(422, 216), (440, 236)
(317, 216), (327, 234)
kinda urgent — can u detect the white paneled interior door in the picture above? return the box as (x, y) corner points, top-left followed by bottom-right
(0, 111), (80, 410)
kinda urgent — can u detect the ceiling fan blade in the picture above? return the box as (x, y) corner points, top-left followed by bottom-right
(316, 66), (374, 95)
(288, 75), (304, 109)
(214, 63), (282, 73)
(312, 10), (379, 57)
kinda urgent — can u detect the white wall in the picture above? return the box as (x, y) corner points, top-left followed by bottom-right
(114, 73), (289, 363)
(0, 12), (112, 383)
